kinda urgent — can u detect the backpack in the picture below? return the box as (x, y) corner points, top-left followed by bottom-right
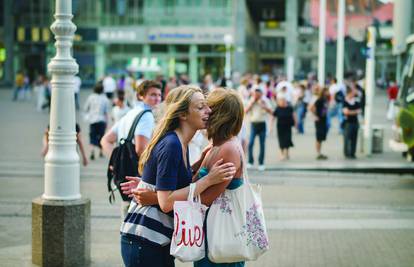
(107, 109), (152, 203)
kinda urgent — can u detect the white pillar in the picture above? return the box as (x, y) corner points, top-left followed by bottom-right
(392, 0), (412, 83)
(336, 0), (345, 85)
(287, 56), (295, 82)
(44, 0), (80, 200)
(285, 0), (298, 80)
(317, 0), (326, 86)
(189, 44), (198, 83)
(224, 34), (233, 80)
(95, 44), (105, 81)
(168, 45), (176, 78)
(364, 27), (376, 156)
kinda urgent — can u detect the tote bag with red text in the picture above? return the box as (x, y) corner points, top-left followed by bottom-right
(170, 183), (207, 262)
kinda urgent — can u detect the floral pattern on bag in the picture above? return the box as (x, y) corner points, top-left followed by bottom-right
(212, 194), (232, 214)
(244, 204), (269, 250)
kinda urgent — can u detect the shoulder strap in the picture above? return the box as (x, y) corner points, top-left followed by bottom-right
(125, 109), (152, 142)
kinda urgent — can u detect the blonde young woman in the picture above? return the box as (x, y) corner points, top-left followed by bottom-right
(119, 86), (236, 267)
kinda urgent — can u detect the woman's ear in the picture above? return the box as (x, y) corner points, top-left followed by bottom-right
(179, 113), (187, 121)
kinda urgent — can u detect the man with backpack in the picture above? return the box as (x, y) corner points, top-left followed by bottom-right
(101, 80), (162, 218)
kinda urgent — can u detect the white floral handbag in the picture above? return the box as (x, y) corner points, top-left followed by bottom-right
(206, 163), (269, 263)
(170, 183), (208, 262)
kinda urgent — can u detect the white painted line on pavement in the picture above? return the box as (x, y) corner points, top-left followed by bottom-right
(267, 219), (414, 230)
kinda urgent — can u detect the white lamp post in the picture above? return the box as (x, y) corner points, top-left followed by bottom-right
(43, 0), (80, 200)
(318, 0), (326, 86)
(364, 27), (376, 156)
(32, 1), (90, 265)
(224, 34), (233, 80)
(336, 0), (345, 85)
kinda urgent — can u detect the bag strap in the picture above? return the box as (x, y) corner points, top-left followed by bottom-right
(125, 109), (152, 142)
(188, 182), (202, 204)
(235, 140), (250, 184)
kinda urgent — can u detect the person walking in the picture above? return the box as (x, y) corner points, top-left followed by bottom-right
(117, 74), (126, 91)
(111, 90), (130, 123)
(124, 72), (136, 107)
(245, 87), (272, 170)
(22, 73), (32, 100)
(342, 86), (361, 159)
(34, 75), (47, 111)
(12, 70), (25, 101)
(310, 86), (330, 160)
(294, 83), (307, 134)
(41, 76), (52, 111)
(386, 81), (398, 120)
(119, 85), (236, 267)
(275, 78), (294, 104)
(41, 123), (88, 166)
(327, 78), (345, 133)
(237, 77), (251, 154)
(101, 80), (162, 218)
(74, 75), (81, 111)
(83, 82), (111, 160)
(103, 74), (116, 99)
(272, 93), (296, 161)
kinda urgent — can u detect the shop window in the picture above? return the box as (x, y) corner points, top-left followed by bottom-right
(260, 38), (285, 53)
(151, 45), (168, 53)
(176, 45), (189, 53)
(164, 0), (175, 15)
(198, 45), (213, 53)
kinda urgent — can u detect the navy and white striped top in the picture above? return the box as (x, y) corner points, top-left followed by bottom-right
(120, 131), (192, 247)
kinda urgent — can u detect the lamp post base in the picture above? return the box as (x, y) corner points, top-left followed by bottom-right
(32, 197), (90, 267)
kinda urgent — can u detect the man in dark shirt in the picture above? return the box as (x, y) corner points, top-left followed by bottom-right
(342, 86), (361, 159)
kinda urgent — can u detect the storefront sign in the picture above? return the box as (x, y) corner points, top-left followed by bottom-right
(98, 27), (233, 44)
(98, 27), (145, 43)
(147, 27), (233, 44)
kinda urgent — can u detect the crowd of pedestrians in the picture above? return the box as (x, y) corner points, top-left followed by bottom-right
(227, 72), (366, 163)
(19, 66), (391, 267)
(10, 67), (374, 170)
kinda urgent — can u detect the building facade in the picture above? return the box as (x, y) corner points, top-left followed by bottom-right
(0, 0), (397, 86)
(2, 0), (243, 86)
(2, 0), (307, 86)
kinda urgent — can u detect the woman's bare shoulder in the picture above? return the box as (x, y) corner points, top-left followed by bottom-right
(211, 141), (242, 166)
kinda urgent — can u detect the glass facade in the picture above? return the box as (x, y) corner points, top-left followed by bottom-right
(4, 0), (236, 85)
(73, 0), (232, 27)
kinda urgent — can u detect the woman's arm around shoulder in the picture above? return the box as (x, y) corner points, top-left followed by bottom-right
(200, 142), (242, 206)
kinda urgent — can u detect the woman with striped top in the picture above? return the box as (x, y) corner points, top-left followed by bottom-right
(120, 85), (236, 267)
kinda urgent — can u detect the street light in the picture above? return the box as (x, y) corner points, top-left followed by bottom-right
(336, 0), (345, 85)
(224, 34), (233, 81)
(32, 1), (90, 265)
(318, 0), (326, 86)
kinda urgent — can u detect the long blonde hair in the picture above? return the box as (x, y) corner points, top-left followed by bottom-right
(138, 85), (203, 174)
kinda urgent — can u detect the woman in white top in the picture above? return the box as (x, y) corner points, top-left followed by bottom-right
(84, 82), (111, 160)
(112, 90), (130, 123)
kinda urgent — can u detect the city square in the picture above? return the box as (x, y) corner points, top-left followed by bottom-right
(1, 0), (414, 267)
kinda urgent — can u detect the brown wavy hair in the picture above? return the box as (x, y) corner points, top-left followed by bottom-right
(207, 88), (244, 144)
(136, 80), (161, 98)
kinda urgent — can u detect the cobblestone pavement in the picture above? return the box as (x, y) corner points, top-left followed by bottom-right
(0, 88), (413, 266)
